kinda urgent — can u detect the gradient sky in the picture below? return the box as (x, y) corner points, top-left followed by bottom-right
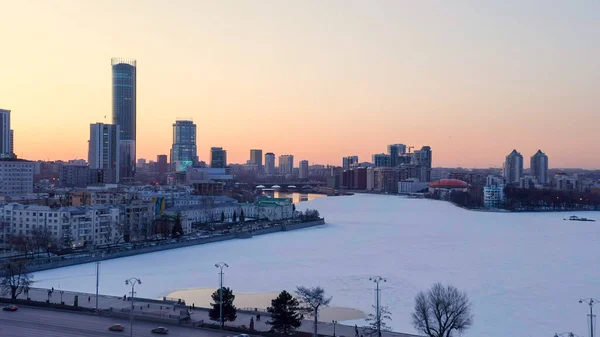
(1, 0), (598, 168)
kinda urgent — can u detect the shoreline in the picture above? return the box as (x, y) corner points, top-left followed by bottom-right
(166, 287), (367, 322)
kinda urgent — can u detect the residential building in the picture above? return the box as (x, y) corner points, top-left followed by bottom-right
(59, 165), (90, 188)
(342, 156), (358, 170)
(530, 150), (549, 185)
(171, 120), (198, 172)
(299, 160), (309, 179)
(413, 146), (433, 182)
(210, 147), (227, 168)
(250, 149), (263, 170)
(111, 58), (137, 182)
(9, 130), (13, 157)
(279, 155), (294, 175)
(388, 144), (406, 167)
(519, 175), (537, 189)
(0, 158), (34, 195)
(484, 175), (505, 209)
(0, 109), (13, 158)
(157, 155), (168, 175)
(554, 174), (579, 191)
(264, 153), (275, 174)
(88, 123), (120, 183)
(503, 149), (523, 185)
(373, 167), (399, 193)
(373, 154), (390, 167)
(398, 179), (429, 194)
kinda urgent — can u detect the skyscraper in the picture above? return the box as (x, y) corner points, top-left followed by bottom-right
(88, 123), (120, 183)
(0, 109), (11, 158)
(279, 155), (294, 175)
(373, 153), (391, 167)
(170, 120), (197, 172)
(265, 152), (275, 174)
(342, 156), (358, 169)
(413, 146), (433, 182)
(157, 155), (168, 175)
(250, 149), (263, 170)
(111, 58), (137, 182)
(388, 144), (407, 167)
(299, 160), (309, 179)
(530, 150), (549, 185)
(210, 147), (227, 168)
(503, 149), (523, 185)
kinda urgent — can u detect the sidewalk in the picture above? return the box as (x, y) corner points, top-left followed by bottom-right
(17, 287), (419, 337)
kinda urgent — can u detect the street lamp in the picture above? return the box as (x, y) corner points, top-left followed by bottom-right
(215, 262), (229, 329)
(60, 290), (64, 305)
(332, 320), (338, 337)
(125, 278), (142, 337)
(579, 298), (598, 337)
(369, 276), (386, 337)
(95, 260), (101, 312)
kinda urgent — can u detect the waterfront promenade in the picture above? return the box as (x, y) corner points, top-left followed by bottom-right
(9, 287), (420, 337)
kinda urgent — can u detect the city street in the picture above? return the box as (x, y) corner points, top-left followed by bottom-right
(0, 304), (230, 337)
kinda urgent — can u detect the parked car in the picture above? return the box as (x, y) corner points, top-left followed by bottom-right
(151, 327), (169, 334)
(2, 305), (18, 311)
(108, 324), (125, 331)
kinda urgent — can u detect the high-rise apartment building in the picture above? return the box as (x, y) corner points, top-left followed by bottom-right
(0, 158), (34, 195)
(279, 155), (294, 175)
(265, 152), (275, 174)
(0, 109), (12, 158)
(388, 144), (407, 167)
(9, 130), (13, 156)
(299, 160), (309, 179)
(413, 146), (433, 182)
(530, 150), (549, 185)
(88, 123), (120, 183)
(503, 149), (523, 185)
(250, 149), (263, 170)
(170, 120), (197, 172)
(342, 156), (359, 170)
(210, 147), (227, 168)
(157, 155), (168, 175)
(111, 58), (137, 182)
(373, 153), (391, 167)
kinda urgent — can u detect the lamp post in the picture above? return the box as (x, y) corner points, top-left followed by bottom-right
(125, 277), (142, 337)
(369, 276), (386, 337)
(60, 290), (64, 305)
(332, 320), (338, 337)
(215, 262), (229, 329)
(579, 298), (598, 337)
(95, 261), (100, 312)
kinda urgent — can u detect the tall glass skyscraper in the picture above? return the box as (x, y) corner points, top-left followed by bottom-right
(170, 120), (197, 172)
(111, 58), (137, 182)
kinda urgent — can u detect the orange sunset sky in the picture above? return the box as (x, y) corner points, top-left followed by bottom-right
(1, 1), (598, 168)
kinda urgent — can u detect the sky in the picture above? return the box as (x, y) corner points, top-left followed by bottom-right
(1, 0), (598, 168)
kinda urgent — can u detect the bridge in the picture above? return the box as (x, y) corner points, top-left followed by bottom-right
(252, 182), (326, 189)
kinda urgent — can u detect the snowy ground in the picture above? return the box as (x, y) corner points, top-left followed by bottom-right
(33, 194), (600, 337)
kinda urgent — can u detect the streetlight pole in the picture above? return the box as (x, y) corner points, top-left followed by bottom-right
(332, 320), (337, 337)
(215, 262), (229, 329)
(369, 276), (386, 337)
(95, 261), (100, 312)
(125, 277), (142, 337)
(60, 290), (64, 305)
(580, 298), (598, 337)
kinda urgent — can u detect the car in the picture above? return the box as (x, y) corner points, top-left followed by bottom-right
(151, 327), (169, 334)
(2, 305), (18, 311)
(109, 324), (125, 331)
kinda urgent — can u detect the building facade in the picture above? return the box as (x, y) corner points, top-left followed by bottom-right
(503, 149), (523, 185)
(0, 159), (34, 196)
(278, 155), (294, 175)
(530, 150), (549, 185)
(88, 123), (120, 183)
(111, 58), (137, 182)
(342, 156), (358, 170)
(299, 160), (309, 179)
(59, 165), (90, 188)
(171, 120), (197, 172)
(210, 147), (227, 168)
(388, 144), (407, 167)
(0, 109), (14, 158)
(157, 155), (168, 175)
(373, 153), (391, 167)
(264, 153), (275, 174)
(250, 149), (263, 170)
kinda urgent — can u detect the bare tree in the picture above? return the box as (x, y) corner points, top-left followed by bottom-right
(0, 259), (34, 299)
(363, 305), (393, 336)
(9, 235), (34, 258)
(296, 286), (332, 337)
(31, 227), (54, 257)
(411, 283), (473, 337)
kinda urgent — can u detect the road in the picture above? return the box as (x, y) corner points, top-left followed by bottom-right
(0, 305), (230, 337)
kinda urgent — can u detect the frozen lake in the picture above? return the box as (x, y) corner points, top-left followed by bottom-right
(34, 194), (600, 337)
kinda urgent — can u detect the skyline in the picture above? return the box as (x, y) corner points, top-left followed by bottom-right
(1, 1), (599, 168)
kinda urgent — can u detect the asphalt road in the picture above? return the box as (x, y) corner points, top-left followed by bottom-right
(0, 305), (231, 337)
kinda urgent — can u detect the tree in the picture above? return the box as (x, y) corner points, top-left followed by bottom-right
(221, 211), (225, 223)
(267, 290), (304, 334)
(240, 209), (245, 223)
(296, 286), (331, 337)
(10, 235), (34, 258)
(31, 227), (54, 257)
(363, 305), (393, 337)
(172, 213), (184, 237)
(209, 287), (237, 324)
(0, 259), (33, 299)
(232, 211), (237, 223)
(411, 283), (473, 337)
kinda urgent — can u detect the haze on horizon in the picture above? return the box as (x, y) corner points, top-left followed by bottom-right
(1, 0), (598, 169)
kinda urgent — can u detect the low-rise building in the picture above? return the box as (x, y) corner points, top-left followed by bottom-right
(0, 158), (34, 196)
(484, 186), (505, 209)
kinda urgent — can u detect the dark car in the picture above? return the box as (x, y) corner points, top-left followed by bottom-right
(2, 305), (18, 311)
(109, 324), (125, 331)
(151, 327), (169, 334)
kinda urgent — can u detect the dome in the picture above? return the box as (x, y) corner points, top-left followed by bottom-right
(272, 185), (281, 189)
(428, 179), (468, 189)
(256, 185), (265, 189)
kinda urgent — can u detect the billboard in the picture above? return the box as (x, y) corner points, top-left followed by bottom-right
(153, 197), (165, 215)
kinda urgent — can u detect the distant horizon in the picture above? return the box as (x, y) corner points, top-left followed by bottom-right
(2, 1), (598, 169)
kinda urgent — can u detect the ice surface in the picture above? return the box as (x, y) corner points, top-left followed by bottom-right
(33, 194), (600, 337)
